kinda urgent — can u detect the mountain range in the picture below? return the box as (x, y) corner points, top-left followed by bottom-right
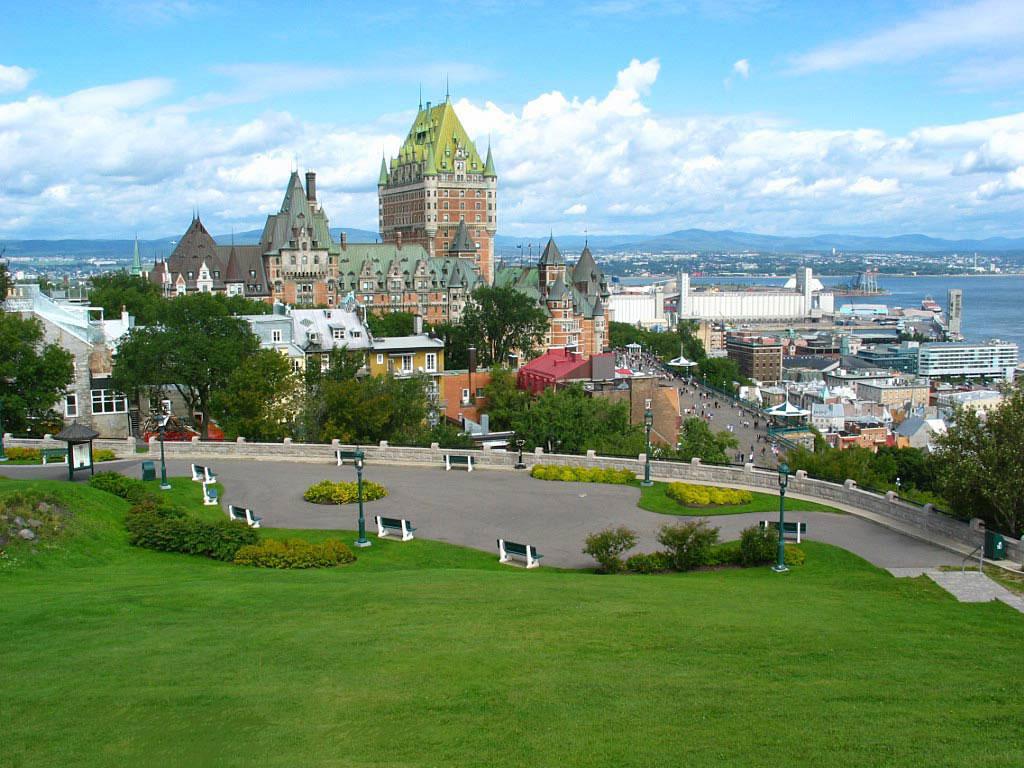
(3, 227), (1023, 260)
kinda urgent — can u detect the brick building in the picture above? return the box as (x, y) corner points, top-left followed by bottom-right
(726, 334), (783, 382)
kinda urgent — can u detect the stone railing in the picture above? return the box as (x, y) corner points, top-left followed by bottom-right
(3, 434), (1020, 563)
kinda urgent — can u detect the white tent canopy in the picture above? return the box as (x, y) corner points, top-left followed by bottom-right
(764, 400), (809, 417)
(667, 356), (698, 368)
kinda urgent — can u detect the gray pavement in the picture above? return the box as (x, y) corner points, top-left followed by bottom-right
(673, 379), (778, 467)
(1, 457), (959, 570)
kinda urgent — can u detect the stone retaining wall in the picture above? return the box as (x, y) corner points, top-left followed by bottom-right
(4, 434), (1019, 563)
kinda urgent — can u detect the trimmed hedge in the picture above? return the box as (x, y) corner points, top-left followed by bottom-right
(89, 472), (155, 504)
(530, 465), (635, 484)
(234, 538), (356, 569)
(303, 480), (388, 505)
(665, 482), (753, 507)
(125, 502), (258, 561)
(625, 551), (671, 574)
(4, 447), (41, 462)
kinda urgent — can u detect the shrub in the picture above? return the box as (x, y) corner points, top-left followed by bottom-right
(657, 520), (719, 571)
(125, 505), (258, 561)
(4, 447), (41, 462)
(530, 465), (634, 484)
(583, 526), (638, 573)
(665, 482), (753, 507)
(93, 449), (117, 462)
(739, 524), (778, 566)
(303, 480), (388, 505)
(234, 538), (356, 568)
(625, 551), (670, 574)
(707, 540), (743, 567)
(89, 472), (154, 503)
(784, 544), (806, 566)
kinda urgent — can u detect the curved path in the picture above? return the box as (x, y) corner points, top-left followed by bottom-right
(3, 458), (960, 569)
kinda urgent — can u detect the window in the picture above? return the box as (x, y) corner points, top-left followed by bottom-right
(350, 331), (361, 339)
(272, 329), (282, 343)
(64, 393), (78, 418)
(291, 358), (303, 374)
(332, 328), (345, 340)
(425, 352), (437, 372)
(91, 389), (128, 414)
(461, 388), (471, 404)
(401, 354), (413, 372)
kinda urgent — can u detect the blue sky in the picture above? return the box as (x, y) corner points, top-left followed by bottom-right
(2, 0), (1024, 239)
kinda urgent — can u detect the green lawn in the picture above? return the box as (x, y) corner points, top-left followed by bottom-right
(637, 480), (843, 516)
(1, 475), (1022, 767)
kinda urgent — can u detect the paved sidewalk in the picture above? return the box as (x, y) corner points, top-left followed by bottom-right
(889, 567), (1024, 613)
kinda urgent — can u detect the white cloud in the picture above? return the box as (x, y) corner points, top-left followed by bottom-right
(790, 0), (1024, 73)
(0, 65), (33, 94)
(1, 58), (1024, 239)
(733, 59), (750, 79)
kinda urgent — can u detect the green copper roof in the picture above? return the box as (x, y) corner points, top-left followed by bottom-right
(392, 99), (485, 176)
(378, 156), (389, 185)
(484, 144), (496, 177)
(130, 236), (142, 276)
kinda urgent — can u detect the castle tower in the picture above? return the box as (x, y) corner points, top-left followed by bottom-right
(378, 94), (497, 283)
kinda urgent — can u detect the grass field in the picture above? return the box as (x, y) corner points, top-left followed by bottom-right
(637, 480), (842, 516)
(1, 474), (1022, 767)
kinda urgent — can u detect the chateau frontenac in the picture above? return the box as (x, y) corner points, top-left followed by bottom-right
(148, 95), (611, 356)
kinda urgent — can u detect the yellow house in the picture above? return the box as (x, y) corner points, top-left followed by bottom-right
(368, 336), (445, 378)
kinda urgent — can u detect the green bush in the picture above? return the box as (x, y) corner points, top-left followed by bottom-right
(234, 538), (356, 569)
(583, 526), (638, 573)
(739, 524), (778, 566)
(4, 447), (41, 462)
(125, 504), (258, 561)
(303, 480), (388, 505)
(530, 464), (634, 484)
(785, 544), (806, 566)
(657, 520), (720, 571)
(707, 541), (743, 567)
(665, 482), (753, 507)
(93, 449), (117, 462)
(89, 472), (155, 503)
(625, 551), (670, 574)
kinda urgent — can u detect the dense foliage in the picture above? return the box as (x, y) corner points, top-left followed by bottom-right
(739, 524), (778, 566)
(657, 520), (720, 571)
(303, 480), (388, 505)
(455, 285), (549, 368)
(669, 417), (739, 464)
(234, 538), (355, 568)
(665, 483), (753, 507)
(933, 385), (1024, 536)
(366, 311), (415, 338)
(124, 502), (259, 561)
(0, 312), (74, 435)
(609, 321), (682, 360)
(697, 357), (746, 392)
(583, 526), (638, 574)
(786, 443), (940, 501)
(210, 349), (301, 442)
(530, 465), (635, 484)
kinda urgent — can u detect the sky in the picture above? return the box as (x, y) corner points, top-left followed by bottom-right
(2, 0), (1024, 240)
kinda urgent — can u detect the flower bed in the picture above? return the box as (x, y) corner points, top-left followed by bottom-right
(303, 480), (388, 505)
(665, 482), (752, 507)
(530, 465), (635, 484)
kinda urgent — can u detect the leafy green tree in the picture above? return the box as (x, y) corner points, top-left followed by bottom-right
(319, 374), (429, 444)
(112, 292), (259, 439)
(670, 417), (738, 464)
(609, 321), (679, 360)
(210, 349), (301, 441)
(89, 273), (164, 325)
(367, 311), (416, 338)
(459, 286), (548, 367)
(698, 357), (744, 392)
(678, 320), (706, 362)
(481, 367), (529, 431)
(216, 294), (272, 316)
(430, 322), (474, 370)
(0, 313), (74, 434)
(298, 348), (365, 441)
(0, 260), (10, 302)
(933, 387), (1024, 536)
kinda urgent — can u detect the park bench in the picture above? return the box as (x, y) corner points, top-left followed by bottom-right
(444, 454), (474, 472)
(497, 539), (543, 568)
(227, 505), (262, 528)
(335, 449), (361, 466)
(759, 520), (807, 544)
(202, 481), (219, 507)
(191, 464), (216, 483)
(374, 515), (416, 541)
(41, 448), (67, 465)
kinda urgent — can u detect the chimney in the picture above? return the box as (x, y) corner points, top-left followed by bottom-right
(396, 231), (403, 250)
(414, 314), (424, 335)
(340, 231), (347, 250)
(305, 171), (316, 202)
(468, 346), (477, 374)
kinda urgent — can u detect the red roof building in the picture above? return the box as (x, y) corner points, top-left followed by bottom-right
(516, 349), (613, 394)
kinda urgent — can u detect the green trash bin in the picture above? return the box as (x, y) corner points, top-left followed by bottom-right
(141, 461), (156, 482)
(984, 530), (1006, 561)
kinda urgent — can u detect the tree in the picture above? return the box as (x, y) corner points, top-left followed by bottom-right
(0, 313), (74, 434)
(481, 367), (529, 431)
(112, 292), (259, 439)
(608, 321), (679, 360)
(698, 357), (744, 392)
(298, 348), (365, 441)
(671, 417), (738, 464)
(89, 273), (164, 325)
(210, 349), (301, 442)
(430, 322), (474, 370)
(933, 387), (1024, 536)
(678, 320), (706, 363)
(367, 311), (416, 338)
(458, 286), (548, 367)
(319, 374), (429, 444)
(0, 260), (10, 302)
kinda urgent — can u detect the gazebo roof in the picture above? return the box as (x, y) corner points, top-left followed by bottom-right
(54, 422), (100, 442)
(765, 400), (809, 417)
(667, 356), (697, 367)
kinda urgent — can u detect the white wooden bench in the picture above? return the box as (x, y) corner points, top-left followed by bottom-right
(191, 464), (216, 483)
(335, 449), (361, 466)
(444, 454), (474, 472)
(375, 515), (416, 541)
(758, 520), (807, 544)
(497, 539), (543, 568)
(227, 505), (262, 528)
(202, 481), (219, 507)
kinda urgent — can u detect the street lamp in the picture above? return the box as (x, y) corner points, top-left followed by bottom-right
(773, 462), (790, 573)
(353, 450), (370, 548)
(641, 398), (654, 487)
(0, 401), (7, 462)
(157, 414), (171, 490)
(514, 438), (526, 470)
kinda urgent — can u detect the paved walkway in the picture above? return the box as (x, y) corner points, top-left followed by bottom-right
(673, 380), (778, 467)
(2, 458), (961, 570)
(889, 568), (1024, 613)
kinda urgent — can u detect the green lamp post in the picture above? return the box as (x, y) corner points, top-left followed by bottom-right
(0, 401), (7, 462)
(158, 414), (171, 490)
(641, 399), (654, 487)
(773, 462), (790, 573)
(353, 450), (370, 548)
